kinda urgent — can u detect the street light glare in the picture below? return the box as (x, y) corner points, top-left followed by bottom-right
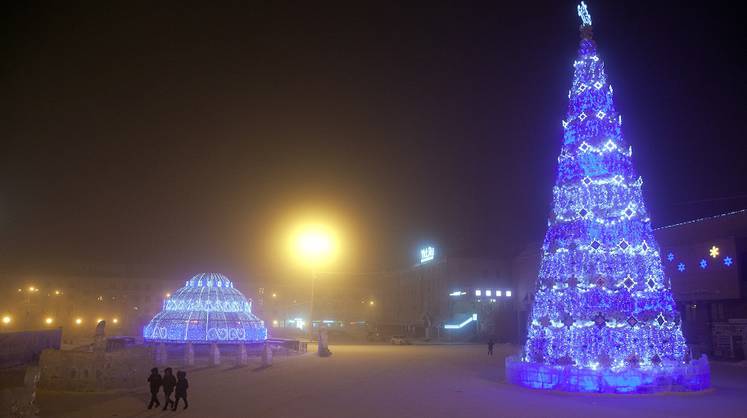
(297, 231), (331, 256)
(2, 316), (11, 325)
(294, 225), (337, 265)
(45, 317), (53, 325)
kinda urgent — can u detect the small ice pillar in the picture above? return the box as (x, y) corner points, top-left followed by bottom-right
(157, 342), (168, 365)
(262, 342), (273, 366)
(184, 342), (194, 366)
(237, 344), (248, 366)
(210, 343), (221, 366)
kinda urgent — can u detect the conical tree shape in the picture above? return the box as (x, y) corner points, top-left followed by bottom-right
(507, 2), (709, 393)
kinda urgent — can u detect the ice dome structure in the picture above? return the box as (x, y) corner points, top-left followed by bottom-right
(143, 272), (267, 343)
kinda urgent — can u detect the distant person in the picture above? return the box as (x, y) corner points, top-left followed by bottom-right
(173, 370), (189, 410)
(147, 368), (162, 409)
(488, 339), (495, 356)
(162, 367), (177, 411)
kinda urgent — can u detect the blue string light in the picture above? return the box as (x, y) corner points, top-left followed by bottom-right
(143, 273), (268, 344)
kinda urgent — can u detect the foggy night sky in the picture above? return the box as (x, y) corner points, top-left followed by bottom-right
(1, 1), (745, 280)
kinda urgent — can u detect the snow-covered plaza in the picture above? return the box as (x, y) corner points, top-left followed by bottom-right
(37, 344), (747, 418)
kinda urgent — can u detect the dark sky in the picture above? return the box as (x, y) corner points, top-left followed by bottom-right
(1, 1), (745, 280)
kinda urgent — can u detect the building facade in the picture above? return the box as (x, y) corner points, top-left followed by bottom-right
(379, 253), (517, 341)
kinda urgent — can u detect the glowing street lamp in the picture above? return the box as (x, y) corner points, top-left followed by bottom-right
(294, 225), (336, 338)
(75, 318), (83, 325)
(2, 315), (11, 325)
(112, 318), (119, 324)
(45, 317), (54, 325)
(297, 233), (332, 261)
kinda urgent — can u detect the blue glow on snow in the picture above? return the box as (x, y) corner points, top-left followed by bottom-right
(143, 272), (267, 344)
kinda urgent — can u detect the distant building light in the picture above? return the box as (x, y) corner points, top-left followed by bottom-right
(475, 290), (482, 296)
(44, 317), (53, 325)
(449, 291), (465, 296)
(112, 318), (119, 324)
(486, 290), (492, 297)
(505, 290), (512, 297)
(290, 318), (305, 329)
(2, 316), (11, 325)
(420, 246), (435, 264)
(444, 314), (478, 329)
(496, 290), (502, 297)
(75, 318), (82, 325)
(490, 299), (496, 303)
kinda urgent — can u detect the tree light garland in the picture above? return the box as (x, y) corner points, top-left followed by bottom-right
(505, 3), (709, 393)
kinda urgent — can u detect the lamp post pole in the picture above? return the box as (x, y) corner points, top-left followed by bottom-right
(309, 268), (317, 340)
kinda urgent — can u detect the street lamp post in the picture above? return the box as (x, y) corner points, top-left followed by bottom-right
(309, 269), (317, 339)
(294, 226), (335, 341)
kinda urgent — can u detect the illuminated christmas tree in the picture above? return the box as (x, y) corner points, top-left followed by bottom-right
(506, 2), (709, 393)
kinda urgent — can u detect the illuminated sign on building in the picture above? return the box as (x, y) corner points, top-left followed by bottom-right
(420, 246), (435, 263)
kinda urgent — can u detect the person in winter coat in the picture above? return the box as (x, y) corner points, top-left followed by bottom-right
(488, 339), (495, 356)
(147, 368), (162, 409)
(173, 370), (189, 410)
(161, 367), (177, 410)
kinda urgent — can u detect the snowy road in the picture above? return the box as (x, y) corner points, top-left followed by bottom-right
(37, 344), (747, 418)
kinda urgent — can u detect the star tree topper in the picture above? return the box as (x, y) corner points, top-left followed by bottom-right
(578, 2), (592, 27)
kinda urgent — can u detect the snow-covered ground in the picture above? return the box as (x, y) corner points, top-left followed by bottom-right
(36, 344), (747, 417)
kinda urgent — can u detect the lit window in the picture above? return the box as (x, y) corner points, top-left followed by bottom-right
(475, 290), (481, 296)
(485, 290), (492, 297)
(506, 291), (512, 297)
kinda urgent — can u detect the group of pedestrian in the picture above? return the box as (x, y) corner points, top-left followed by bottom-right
(148, 367), (189, 411)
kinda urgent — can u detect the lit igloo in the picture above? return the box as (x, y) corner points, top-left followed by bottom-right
(143, 272), (267, 343)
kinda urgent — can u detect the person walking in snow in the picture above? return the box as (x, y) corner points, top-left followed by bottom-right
(488, 338), (495, 356)
(161, 367), (177, 410)
(173, 370), (189, 410)
(147, 368), (162, 409)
